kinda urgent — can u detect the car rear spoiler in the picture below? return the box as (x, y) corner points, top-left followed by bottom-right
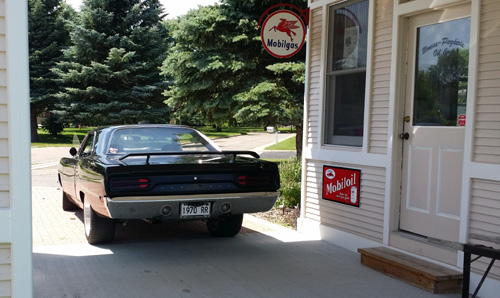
(118, 150), (260, 165)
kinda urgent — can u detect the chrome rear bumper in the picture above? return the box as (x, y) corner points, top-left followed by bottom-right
(104, 191), (279, 220)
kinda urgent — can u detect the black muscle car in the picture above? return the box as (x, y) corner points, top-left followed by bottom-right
(58, 125), (280, 244)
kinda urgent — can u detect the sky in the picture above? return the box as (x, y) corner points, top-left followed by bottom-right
(65, 0), (219, 19)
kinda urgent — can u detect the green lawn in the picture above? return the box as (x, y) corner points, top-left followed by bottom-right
(32, 127), (94, 147)
(196, 126), (295, 138)
(264, 136), (296, 150)
(195, 126), (264, 138)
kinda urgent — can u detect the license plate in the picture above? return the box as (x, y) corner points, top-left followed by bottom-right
(180, 202), (211, 218)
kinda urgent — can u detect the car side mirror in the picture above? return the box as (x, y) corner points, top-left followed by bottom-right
(69, 147), (78, 156)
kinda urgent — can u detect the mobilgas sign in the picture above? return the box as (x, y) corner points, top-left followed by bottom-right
(261, 10), (306, 58)
(322, 165), (361, 207)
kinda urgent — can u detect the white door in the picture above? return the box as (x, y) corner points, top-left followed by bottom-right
(400, 5), (470, 243)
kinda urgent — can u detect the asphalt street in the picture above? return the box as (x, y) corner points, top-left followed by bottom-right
(31, 132), (461, 298)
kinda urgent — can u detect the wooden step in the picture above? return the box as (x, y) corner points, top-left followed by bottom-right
(358, 247), (462, 294)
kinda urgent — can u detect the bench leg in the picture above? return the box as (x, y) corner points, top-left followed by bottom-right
(463, 251), (471, 298)
(472, 259), (496, 298)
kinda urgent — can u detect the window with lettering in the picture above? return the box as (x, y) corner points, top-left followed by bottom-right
(414, 18), (470, 126)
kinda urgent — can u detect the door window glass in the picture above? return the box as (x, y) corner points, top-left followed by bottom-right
(81, 133), (95, 156)
(413, 18), (470, 126)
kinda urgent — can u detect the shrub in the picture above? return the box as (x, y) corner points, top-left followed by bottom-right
(277, 157), (301, 208)
(41, 115), (64, 136)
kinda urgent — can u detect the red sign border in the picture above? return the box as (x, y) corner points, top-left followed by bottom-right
(322, 165), (361, 208)
(260, 10), (306, 59)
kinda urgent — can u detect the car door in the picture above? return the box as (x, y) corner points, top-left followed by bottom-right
(74, 132), (96, 202)
(59, 149), (79, 200)
(75, 131), (107, 211)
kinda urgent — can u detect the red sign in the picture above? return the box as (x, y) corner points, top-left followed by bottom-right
(458, 114), (466, 127)
(260, 10), (306, 58)
(322, 166), (361, 207)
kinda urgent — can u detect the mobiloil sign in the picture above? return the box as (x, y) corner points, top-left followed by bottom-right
(259, 4), (309, 58)
(322, 166), (361, 207)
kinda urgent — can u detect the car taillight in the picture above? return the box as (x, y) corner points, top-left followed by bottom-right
(237, 175), (272, 187)
(110, 178), (150, 191)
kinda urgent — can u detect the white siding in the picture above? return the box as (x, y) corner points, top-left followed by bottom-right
(0, 0), (6, 209)
(3, 0), (32, 296)
(368, 0), (392, 154)
(0, 245), (10, 297)
(473, 0), (500, 164)
(306, 7), (323, 147)
(469, 179), (500, 280)
(467, 0), (500, 283)
(304, 159), (385, 242)
(304, 1), (388, 244)
(0, 2), (10, 297)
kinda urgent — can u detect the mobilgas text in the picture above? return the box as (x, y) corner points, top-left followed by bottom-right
(266, 38), (300, 51)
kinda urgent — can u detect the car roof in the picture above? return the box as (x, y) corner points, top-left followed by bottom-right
(95, 124), (194, 133)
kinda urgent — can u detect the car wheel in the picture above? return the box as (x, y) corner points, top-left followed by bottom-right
(83, 199), (115, 244)
(62, 191), (78, 211)
(206, 214), (243, 237)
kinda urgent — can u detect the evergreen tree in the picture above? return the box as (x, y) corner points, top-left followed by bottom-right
(221, 0), (306, 157)
(234, 61), (305, 157)
(161, 5), (243, 129)
(29, 0), (72, 141)
(53, 0), (170, 126)
(161, 0), (306, 155)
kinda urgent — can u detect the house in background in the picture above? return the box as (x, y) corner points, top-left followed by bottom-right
(0, 0), (33, 297)
(300, 0), (500, 296)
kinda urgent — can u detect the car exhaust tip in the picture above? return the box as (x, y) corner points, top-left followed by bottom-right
(220, 202), (231, 213)
(161, 205), (173, 216)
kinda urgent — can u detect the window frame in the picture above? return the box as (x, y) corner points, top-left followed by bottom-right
(323, 0), (370, 147)
(80, 131), (96, 156)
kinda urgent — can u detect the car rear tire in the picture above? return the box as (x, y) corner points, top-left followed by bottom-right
(62, 191), (78, 211)
(84, 199), (115, 244)
(206, 214), (243, 237)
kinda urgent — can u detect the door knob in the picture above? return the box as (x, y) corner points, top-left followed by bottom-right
(400, 132), (409, 140)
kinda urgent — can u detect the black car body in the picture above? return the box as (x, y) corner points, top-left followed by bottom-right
(58, 125), (280, 244)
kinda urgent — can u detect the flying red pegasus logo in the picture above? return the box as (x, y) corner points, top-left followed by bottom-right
(268, 19), (300, 42)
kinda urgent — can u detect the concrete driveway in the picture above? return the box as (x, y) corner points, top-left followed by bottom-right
(31, 133), (461, 298)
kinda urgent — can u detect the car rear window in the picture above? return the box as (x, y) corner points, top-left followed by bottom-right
(107, 127), (215, 154)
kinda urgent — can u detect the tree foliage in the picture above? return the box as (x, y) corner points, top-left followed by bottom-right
(415, 48), (469, 126)
(161, 6), (236, 128)
(53, 0), (170, 126)
(29, 0), (73, 141)
(234, 62), (305, 127)
(162, 0), (306, 139)
(221, 0), (306, 157)
(32, 0), (307, 157)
